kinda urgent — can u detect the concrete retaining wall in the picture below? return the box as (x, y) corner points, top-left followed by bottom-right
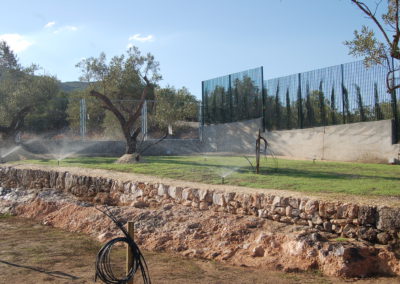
(20, 119), (399, 162)
(202, 118), (399, 162)
(266, 120), (399, 162)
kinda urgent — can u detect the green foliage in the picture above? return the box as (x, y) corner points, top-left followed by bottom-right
(355, 84), (366, 121)
(74, 46), (161, 141)
(66, 89), (106, 136)
(0, 41), (61, 136)
(330, 86), (337, 125)
(344, 25), (387, 67)
(374, 83), (384, 120)
(150, 86), (199, 133)
(285, 88), (292, 129)
(205, 75), (261, 124)
(59, 81), (89, 92)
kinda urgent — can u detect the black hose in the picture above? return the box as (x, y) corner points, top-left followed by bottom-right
(95, 206), (151, 284)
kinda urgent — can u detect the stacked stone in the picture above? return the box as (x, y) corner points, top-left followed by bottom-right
(0, 166), (399, 245)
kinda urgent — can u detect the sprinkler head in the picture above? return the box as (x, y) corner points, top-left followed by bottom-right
(222, 177), (224, 184)
(57, 160), (60, 166)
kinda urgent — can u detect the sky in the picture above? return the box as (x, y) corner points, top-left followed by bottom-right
(0, 0), (383, 99)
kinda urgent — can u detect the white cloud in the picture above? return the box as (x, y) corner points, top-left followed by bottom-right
(53, 25), (78, 34)
(44, 21), (56, 28)
(0, 34), (33, 52)
(128, 33), (154, 43)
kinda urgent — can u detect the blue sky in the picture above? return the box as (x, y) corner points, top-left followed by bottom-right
(0, 0), (380, 98)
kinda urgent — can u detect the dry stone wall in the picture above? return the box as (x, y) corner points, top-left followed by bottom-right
(0, 166), (399, 247)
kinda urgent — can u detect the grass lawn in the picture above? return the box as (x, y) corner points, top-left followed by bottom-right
(15, 155), (400, 197)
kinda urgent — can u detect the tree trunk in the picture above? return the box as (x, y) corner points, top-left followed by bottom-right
(125, 137), (137, 154)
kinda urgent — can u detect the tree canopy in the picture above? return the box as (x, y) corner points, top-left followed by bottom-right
(76, 46), (161, 155)
(345, 0), (400, 92)
(0, 41), (61, 143)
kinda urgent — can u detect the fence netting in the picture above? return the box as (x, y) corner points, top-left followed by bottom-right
(201, 61), (399, 141)
(264, 61), (397, 131)
(202, 67), (263, 124)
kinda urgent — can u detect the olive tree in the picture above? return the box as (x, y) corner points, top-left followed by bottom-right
(345, 0), (400, 92)
(0, 41), (59, 145)
(76, 46), (161, 155)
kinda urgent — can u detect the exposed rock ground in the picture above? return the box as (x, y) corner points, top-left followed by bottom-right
(1, 184), (399, 278)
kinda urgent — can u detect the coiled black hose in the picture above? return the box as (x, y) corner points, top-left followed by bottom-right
(95, 206), (151, 284)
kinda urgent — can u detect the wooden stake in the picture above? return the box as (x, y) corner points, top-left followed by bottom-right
(126, 221), (134, 284)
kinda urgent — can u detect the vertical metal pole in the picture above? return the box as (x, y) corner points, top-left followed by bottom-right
(228, 74), (233, 123)
(198, 103), (203, 141)
(126, 222), (134, 284)
(79, 98), (86, 140)
(391, 57), (399, 142)
(201, 81), (205, 141)
(261, 66), (266, 132)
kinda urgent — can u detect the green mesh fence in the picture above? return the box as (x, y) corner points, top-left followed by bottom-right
(264, 61), (397, 132)
(202, 67), (263, 124)
(201, 61), (399, 141)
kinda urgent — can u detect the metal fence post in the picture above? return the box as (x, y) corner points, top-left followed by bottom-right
(261, 66), (266, 132)
(79, 98), (86, 140)
(141, 100), (147, 141)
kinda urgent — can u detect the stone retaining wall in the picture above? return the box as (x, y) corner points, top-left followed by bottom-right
(0, 166), (399, 246)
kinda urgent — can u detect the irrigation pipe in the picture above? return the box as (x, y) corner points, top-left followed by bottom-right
(95, 206), (151, 284)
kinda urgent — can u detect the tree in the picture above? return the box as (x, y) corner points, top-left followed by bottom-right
(76, 46), (161, 155)
(274, 83), (281, 129)
(355, 84), (367, 121)
(285, 88), (292, 129)
(0, 41), (59, 145)
(151, 86), (199, 134)
(330, 86), (338, 124)
(374, 82), (384, 120)
(318, 80), (327, 126)
(345, 0), (400, 93)
(305, 83), (315, 127)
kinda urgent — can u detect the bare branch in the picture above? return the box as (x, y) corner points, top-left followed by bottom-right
(351, 0), (392, 46)
(90, 90), (126, 127)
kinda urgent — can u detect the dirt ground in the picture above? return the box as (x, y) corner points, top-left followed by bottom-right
(0, 216), (399, 284)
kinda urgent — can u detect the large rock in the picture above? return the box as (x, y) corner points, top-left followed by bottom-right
(376, 206), (400, 231)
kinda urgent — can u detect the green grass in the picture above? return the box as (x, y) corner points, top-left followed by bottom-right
(16, 155), (400, 196)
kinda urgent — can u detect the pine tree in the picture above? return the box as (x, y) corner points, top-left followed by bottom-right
(305, 83), (315, 127)
(275, 82), (281, 129)
(286, 88), (292, 129)
(330, 85), (337, 124)
(355, 84), (366, 121)
(374, 82), (384, 120)
(342, 83), (351, 123)
(318, 80), (327, 126)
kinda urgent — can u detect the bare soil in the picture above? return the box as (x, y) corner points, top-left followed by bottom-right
(0, 216), (399, 284)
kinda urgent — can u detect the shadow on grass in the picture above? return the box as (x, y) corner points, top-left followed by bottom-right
(140, 157), (400, 182)
(42, 156), (400, 185)
(0, 259), (80, 280)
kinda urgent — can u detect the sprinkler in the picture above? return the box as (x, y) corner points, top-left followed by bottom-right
(221, 177), (224, 184)
(57, 160), (60, 166)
